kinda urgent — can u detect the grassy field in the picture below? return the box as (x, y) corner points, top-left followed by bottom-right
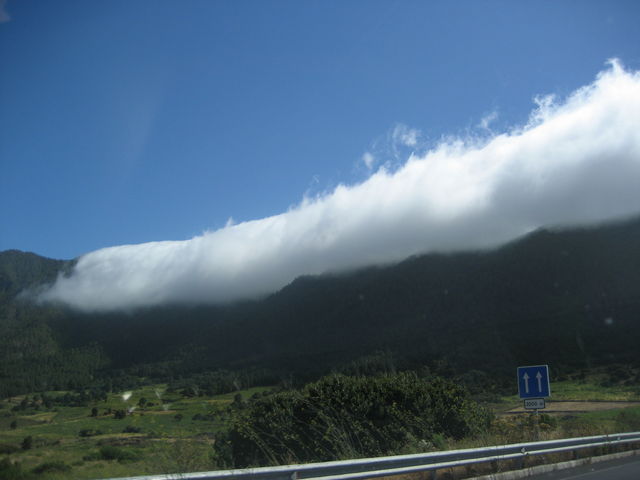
(489, 368), (640, 411)
(0, 384), (272, 480)
(549, 374), (640, 401)
(1, 373), (639, 480)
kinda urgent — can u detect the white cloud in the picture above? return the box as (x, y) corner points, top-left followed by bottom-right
(39, 60), (640, 311)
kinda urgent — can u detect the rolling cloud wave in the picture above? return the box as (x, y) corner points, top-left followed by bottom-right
(40, 60), (640, 311)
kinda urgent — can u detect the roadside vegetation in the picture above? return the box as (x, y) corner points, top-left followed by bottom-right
(0, 366), (639, 480)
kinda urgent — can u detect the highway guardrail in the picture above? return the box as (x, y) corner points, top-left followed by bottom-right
(101, 431), (640, 480)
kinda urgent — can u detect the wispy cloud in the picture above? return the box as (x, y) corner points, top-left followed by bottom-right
(0, 0), (11, 23)
(478, 111), (498, 131)
(361, 123), (422, 173)
(39, 60), (640, 311)
(391, 124), (420, 148)
(361, 152), (375, 170)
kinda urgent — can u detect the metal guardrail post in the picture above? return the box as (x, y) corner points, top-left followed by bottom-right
(516, 447), (526, 470)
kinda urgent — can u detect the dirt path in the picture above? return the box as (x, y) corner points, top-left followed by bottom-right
(499, 400), (640, 415)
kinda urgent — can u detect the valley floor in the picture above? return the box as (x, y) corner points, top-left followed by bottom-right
(1, 374), (639, 480)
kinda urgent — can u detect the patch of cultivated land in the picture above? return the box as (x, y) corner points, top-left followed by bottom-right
(503, 400), (640, 414)
(0, 384), (272, 479)
(494, 371), (640, 415)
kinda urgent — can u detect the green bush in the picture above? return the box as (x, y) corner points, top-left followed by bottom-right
(0, 443), (20, 454)
(21, 436), (32, 451)
(218, 373), (492, 467)
(155, 439), (216, 473)
(32, 460), (71, 474)
(123, 425), (143, 433)
(0, 458), (27, 480)
(539, 413), (558, 430)
(98, 445), (141, 463)
(616, 409), (640, 431)
(82, 452), (101, 462)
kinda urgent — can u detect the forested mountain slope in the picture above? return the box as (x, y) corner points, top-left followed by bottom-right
(1, 217), (639, 397)
(184, 216), (640, 378)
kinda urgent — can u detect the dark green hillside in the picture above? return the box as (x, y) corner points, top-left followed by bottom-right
(1, 217), (640, 397)
(200, 217), (640, 378)
(0, 251), (106, 397)
(0, 249), (67, 299)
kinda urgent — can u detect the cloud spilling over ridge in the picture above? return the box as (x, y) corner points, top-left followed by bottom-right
(40, 60), (640, 311)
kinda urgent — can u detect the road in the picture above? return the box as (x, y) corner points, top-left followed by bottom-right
(526, 455), (640, 479)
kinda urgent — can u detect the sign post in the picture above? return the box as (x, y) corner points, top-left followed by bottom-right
(517, 365), (550, 440)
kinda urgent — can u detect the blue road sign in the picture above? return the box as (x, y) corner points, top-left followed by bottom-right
(517, 365), (550, 399)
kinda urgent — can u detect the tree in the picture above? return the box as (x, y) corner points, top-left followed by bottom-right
(21, 435), (33, 450)
(90, 407), (98, 417)
(231, 393), (244, 409)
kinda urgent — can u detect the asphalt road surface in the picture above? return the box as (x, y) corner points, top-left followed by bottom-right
(526, 455), (640, 479)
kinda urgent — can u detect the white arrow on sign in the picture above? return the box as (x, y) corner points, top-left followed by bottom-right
(536, 371), (542, 392)
(523, 372), (530, 394)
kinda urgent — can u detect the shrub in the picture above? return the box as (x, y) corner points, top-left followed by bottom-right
(123, 425), (142, 433)
(21, 436), (33, 451)
(99, 445), (141, 463)
(79, 428), (103, 437)
(539, 413), (558, 430)
(155, 439), (215, 473)
(82, 452), (101, 461)
(0, 458), (26, 480)
(616, 409), (640, 431)
(32, 460), (71, 474)
(218, 373), (492, 467)
(0, 443), (20, 454)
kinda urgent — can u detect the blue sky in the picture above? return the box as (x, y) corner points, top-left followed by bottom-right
(2, 0), (640, 263)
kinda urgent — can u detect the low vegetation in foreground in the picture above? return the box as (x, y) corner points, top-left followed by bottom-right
(0, 367), (639, 480)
